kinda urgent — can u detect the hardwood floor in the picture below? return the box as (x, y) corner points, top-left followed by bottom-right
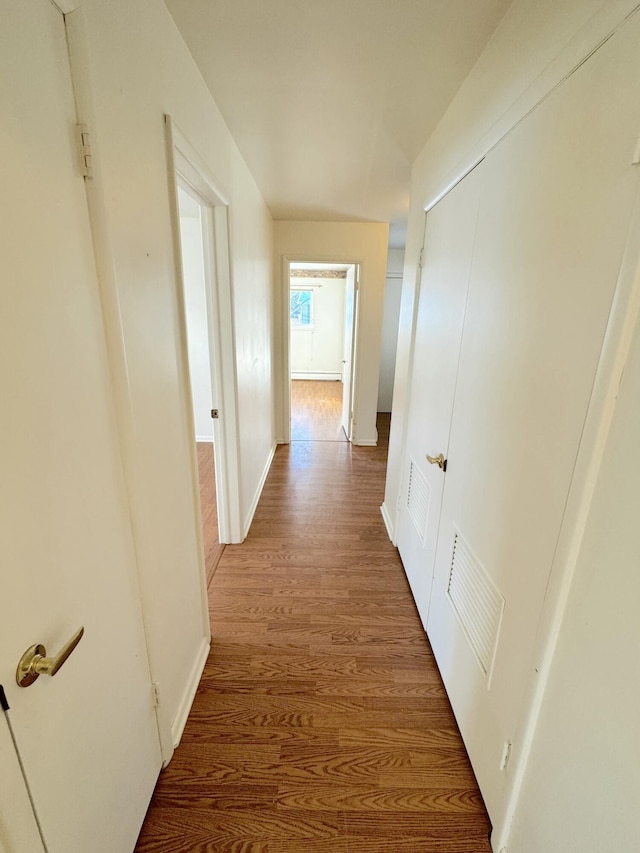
(136, 416), (491, 852)
(197, 442), (225, 586)
(290, 379), (347, 442)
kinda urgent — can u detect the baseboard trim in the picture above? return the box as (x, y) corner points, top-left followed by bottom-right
(195, 435), (214, 443)
(291, 372), (342, 381)
(171, 635), (210, 749)
(243, 440), (277, 538)
(380, 501), (396, 543)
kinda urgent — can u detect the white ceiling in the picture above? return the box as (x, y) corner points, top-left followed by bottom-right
(165, 0), (511, 247)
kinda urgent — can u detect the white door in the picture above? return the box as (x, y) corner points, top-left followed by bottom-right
(0, 4), (161, 851)
(426, 16), (640, 822)
(178, 184), (216, 445)
(396, 164), (484, 626)
(341, 265), (358, 439)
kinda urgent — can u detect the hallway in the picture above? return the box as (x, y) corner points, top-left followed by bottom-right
(135, 416), (491, 852)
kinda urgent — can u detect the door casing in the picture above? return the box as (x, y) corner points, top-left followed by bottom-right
(281, 257), (361, 444)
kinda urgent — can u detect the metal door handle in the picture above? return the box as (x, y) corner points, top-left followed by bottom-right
(426, 453), (447, 472)
(16, 627), (84, 687)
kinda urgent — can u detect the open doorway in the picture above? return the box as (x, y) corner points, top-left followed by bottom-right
(168, 117), (244, 562)
(288, 262), (359, 442)
(177, 184), (224, 582)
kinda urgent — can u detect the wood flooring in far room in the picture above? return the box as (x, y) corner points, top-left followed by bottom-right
(290, 379), (347, 442)
(196, 442), (224, 586)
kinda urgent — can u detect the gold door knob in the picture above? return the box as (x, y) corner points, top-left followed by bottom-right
(16, 627), (84, 687)
(426, 453), (447, 472)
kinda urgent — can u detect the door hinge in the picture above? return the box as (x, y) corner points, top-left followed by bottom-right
(75, 123), (94, 179)
(152, 681), (161, 708)
(211, 408), (219, 419)
(418, 247), (425, 269)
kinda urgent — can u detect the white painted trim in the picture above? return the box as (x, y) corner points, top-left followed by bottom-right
(195, 435), (214, 443)
(211, 203), (243, 543)
(279, 255), (291, 444)
(166, 116), (243, 545)
(494, 180), (640, 850)
(391, 213), (429, 539)
(291, 372), (342, 381)
(243, 441), (277, 538)
(380, 501), (396, 543)
(423, 2), (640, 213)
(164, 125), (215, 664)
(170, 636), (211, 751)
(353, 436), (377, 447)
(425, 158), (485, 214)
(170, 122), (230, 205)
(281, 255), (364, 447)
(346, 264), (362, 443)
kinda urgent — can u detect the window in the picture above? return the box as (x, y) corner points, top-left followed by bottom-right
(290, 289), (314, 328)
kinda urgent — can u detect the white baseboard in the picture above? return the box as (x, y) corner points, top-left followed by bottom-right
(171, 635), (210, 749)
(291, 372), (342, 381)
(243, 440), (277, 538)
(380, 501), (396, 543)
(195, 435), (213, 443)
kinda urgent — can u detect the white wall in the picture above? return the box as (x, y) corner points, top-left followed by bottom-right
(71, 0), (274, 751)
(377, 248), (404, 411)
(274, 221), (389, 444)
(179, 195), (214, 442)
(507, 313), (640, 853)
(290, 277), (345, 378)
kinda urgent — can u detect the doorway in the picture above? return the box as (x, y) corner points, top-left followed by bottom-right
(168, 118), (243, 556)
(177, 184), (224, 582)
(287, 261), (360, 442)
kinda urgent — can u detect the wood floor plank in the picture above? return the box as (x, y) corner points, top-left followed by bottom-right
(274, 783), (485, 813)
(290, 379), (347, 443)
(135, 404), (491, 852)
(196, 442), (225, 585)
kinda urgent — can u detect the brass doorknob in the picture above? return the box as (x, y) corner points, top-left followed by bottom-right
(16, 627), (85, 687)
(426, 453), (447, 472)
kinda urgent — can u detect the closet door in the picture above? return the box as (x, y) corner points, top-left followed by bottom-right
(396, 164), (483, 624)
(426, 13), (640, 822)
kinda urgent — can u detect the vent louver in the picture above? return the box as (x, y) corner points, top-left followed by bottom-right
(447, 530), (505, 684)
(407, 459), (430, 543)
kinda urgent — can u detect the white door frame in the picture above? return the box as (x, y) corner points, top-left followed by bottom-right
(390, 211), (428, 543)
(281, 256), (361, 444)
(340, 265), (359, 440)
(166, 117), (243, 545)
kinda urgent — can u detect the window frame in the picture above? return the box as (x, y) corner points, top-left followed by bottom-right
(289, 287), (315, 330)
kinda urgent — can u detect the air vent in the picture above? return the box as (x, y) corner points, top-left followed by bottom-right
(447, 530), (505, 684)
(407, 459), (430, 543)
